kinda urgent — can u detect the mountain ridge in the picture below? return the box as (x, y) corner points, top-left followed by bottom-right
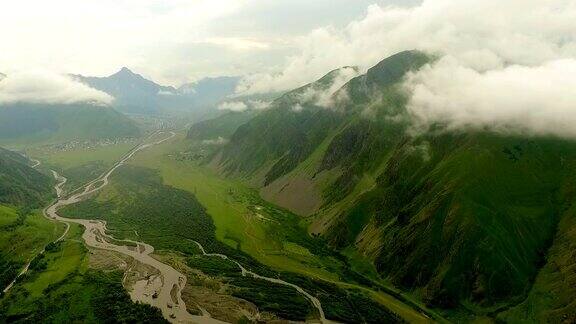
(198, 50), (576, 321)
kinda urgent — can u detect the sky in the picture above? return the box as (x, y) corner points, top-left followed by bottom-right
(0, 0), (419, 86)
(2, 0), (576, 139)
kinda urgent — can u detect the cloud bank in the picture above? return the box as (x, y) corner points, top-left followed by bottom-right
(240, 0), (576, 138)
(297, 67), (360, 108)
(218, 99), (271, 112)
(0, 70), (113, 106)
(405, 57), (576, 138)
(241, 0), (576, 95)
(218, 101), (248, 112)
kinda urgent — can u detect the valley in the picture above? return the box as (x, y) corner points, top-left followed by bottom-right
(0, 128), (431, 323)
(1, 8), (575, 320)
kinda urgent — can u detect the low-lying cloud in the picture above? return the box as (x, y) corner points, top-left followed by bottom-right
(202, 137), (229, 145)
(218, 101), (248, 112)
(0, 70), (113, 106)
(239, 0), (576, 95)
(297, 67), (360, 108)
(405, 57), (576, 138)
(218, 99), (271, 112)
(239, 0), (576, 138)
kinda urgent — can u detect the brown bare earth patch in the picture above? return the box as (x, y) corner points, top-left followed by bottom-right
(261, 175), (322, 216)
(122, 258), (161, 288)
(88, 248), (131, 271)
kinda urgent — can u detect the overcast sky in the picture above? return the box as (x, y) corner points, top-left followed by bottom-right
(0, 0), (420, 86)
(2, 0), (576, 139)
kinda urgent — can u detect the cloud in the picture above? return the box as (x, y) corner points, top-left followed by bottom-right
(218, 101), (248, 112)
(297, 67), (360, 108)
(202, 137), (229, 145)
(0, 1), (412, 86)
(404, 57), (576, 138)
(0, 0), (247, 85)
(239, 0), (576, 94)
(248, 100), (271, 110)
(292, 103), (304, 112)
(236, 0), (576, 139)
(218, 99), (271, 112)
(0, 70), (113, 106)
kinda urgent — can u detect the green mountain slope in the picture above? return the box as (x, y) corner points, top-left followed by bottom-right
(0, 147), (52, 207)
(208, 50), (576, 320)
(0, 147), (57, 292)
(0, 104), (141, 146)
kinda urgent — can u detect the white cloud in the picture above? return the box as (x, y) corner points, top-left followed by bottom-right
(239, 0), (576, 94)
(0, 1), (407, 85)
(248, 100), (271, 110)
(292, 104), (304, 112)
(297, 67), (360, 108)
(235, 0), (576, 139)
(405, 57), (576, 138)
(0, 70), (113, 106)
(202, 137), (229, 145)
(218, 101), (248, 112)
(218, 99), (271, 112)
(0, 0), (247, 84)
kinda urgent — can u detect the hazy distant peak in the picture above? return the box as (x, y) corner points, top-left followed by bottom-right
(110, 67), (142, 79)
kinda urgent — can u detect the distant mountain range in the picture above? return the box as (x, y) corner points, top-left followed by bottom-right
(198, 50), (576, 322)
(73, 68), (241, 116)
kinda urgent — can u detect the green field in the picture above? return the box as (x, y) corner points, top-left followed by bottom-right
(0, 205), (65, 292)
(31, 143), (135, 170)
(30, 142), (136, 190)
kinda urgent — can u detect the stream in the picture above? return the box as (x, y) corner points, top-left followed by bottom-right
(17, 131), (328, 324)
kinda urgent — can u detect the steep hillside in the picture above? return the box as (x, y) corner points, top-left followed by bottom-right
(0, 104), (140, 145)
(216, 66), (367, 183)
(210, 50), (576, 320)
(0, 147), (52, 207)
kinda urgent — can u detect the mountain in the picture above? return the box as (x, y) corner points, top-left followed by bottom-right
(0, 147), (52, 207)
(73, 68), (177, 115)
(74, 69), (242, 117)
(205, 50), (576, 321)
(0, 103), (141, 145)
(0, 73), (5, 81)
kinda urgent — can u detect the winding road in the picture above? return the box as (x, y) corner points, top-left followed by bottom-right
(11, 131), (329, 323)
